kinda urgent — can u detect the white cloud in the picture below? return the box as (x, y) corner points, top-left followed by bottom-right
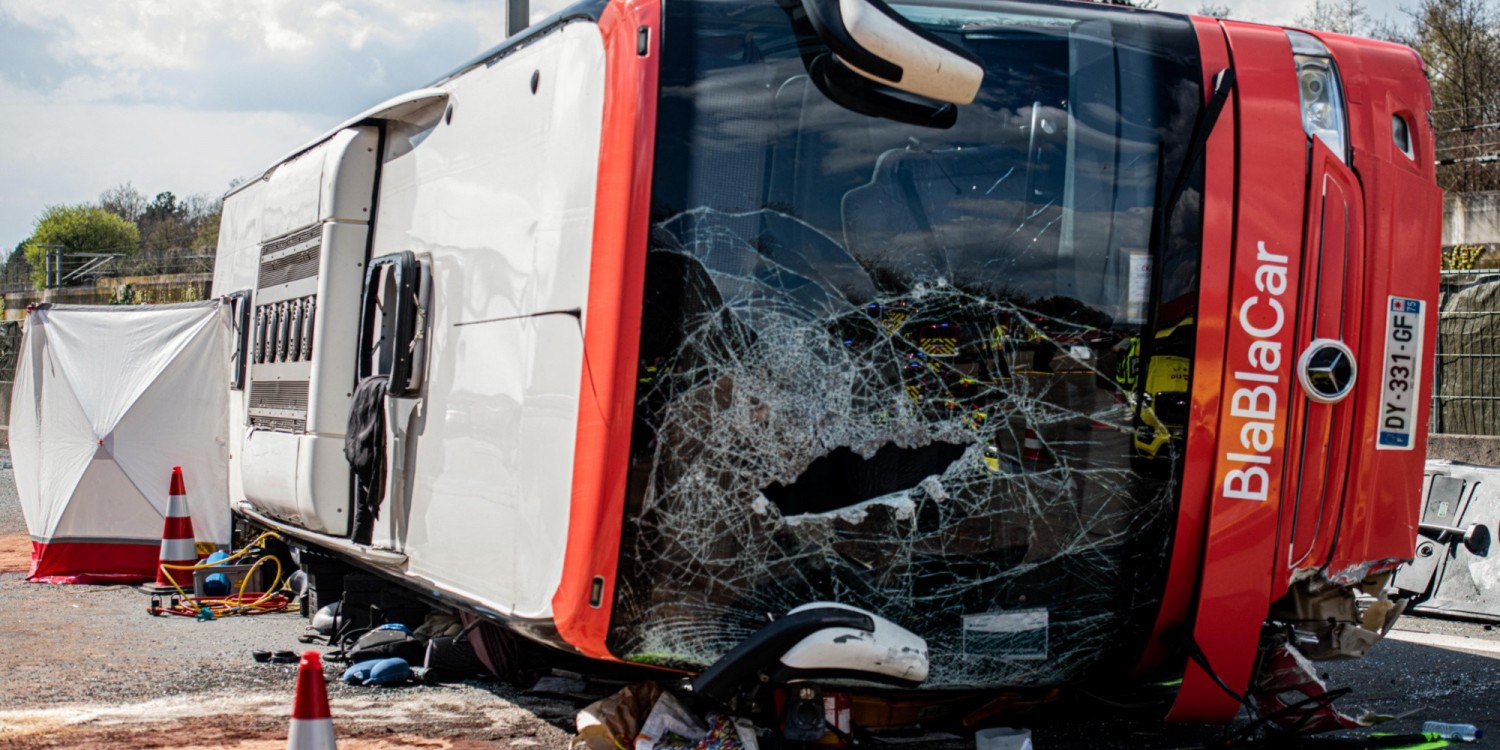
(0, 0), (576, 250)
(0, 0), (540, 109)
(2, 0), (526, 68)
(1151, 0), (1412, 28)
(0, 75), (324, 249)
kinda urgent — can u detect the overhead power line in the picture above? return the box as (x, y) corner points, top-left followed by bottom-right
(1437, 152), (1500, 167)
(1438, 139), (1500, 152)
(1438, 122), (1500, 134)
(1434, 103), (1500, 114)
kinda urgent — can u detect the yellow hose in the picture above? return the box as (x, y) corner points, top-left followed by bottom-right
(153, 531), (302, 617)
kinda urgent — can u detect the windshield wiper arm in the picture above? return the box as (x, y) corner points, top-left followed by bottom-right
(1135, 67), (1235, 399)
(1164, 68), (1236, 226)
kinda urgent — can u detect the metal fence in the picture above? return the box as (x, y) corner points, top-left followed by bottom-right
(0, 252), (215, 293)
(1431, 269), (1500, 435)
(0, 321), (21, 434)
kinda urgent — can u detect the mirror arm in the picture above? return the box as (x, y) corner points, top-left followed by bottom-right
(810, 55), (957, 128)
(801, 0), (905, 83)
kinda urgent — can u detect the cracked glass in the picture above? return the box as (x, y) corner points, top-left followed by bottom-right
(612, 0), (1205, 687)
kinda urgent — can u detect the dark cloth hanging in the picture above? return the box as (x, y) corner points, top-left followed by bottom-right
(346, 375), (388, 545)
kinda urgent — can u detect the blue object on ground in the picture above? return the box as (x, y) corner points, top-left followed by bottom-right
(343, 660), (381, 685)
(375, 623), (411, 635)
(342, 657), (411, 686)
(201, 551), (232, 595)
(366, 658), (411, 686)
(203, 573), (229, 596)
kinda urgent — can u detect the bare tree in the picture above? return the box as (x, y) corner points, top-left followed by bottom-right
(1294, 0), (1370, 35)
(98, 183), (147, 224)
(1411, 0), (1500, 192)
(1197, 3), (1232, 18)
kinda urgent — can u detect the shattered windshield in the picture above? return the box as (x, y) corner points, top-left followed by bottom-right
(613, 0), (1205, 687)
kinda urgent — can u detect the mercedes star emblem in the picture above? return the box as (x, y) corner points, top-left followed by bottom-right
(1297, 339), (1357, 404)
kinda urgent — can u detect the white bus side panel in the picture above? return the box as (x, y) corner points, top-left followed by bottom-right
(212, 182), (266, 509)
(213, 184), (265, 297)
(240, 127), (377, 534)
(370, 23), (607, 620)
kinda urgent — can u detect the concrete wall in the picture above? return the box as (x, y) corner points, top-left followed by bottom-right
(1445, 191), (1500, 246)
(1428, 434), (1500, 464)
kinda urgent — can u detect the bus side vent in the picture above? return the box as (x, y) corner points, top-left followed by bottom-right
(249, 415), (308, 434)
(261, 226), (322, 257)
(250, 380), (311, 412)
(248, 380), (310, 434)
(258, 246), (322, 287)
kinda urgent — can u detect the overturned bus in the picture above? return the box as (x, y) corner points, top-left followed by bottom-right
(212, 0), (1441, 728)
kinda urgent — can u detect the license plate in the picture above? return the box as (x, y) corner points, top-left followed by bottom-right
(1377, 296), (1424, 450)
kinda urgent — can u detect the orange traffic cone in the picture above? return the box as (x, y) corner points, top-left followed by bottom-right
(154, 466), (200, 587)
(287, 651), (337, 749)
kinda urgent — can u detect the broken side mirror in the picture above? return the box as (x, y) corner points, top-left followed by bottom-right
(799, 0), (983, 105)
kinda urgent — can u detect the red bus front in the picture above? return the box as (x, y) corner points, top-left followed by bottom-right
(553, 0), (1442, 722)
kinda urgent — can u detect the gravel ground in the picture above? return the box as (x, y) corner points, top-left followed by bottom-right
(0, 448), (22, 535)
(0, 447), (574, 748)
(3, 444), (1500, 748)
(0, 562), (578, 748)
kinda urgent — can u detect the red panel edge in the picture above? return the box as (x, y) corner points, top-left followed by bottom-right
(552, 0), (662, 659)
(1167, 23), (1309, 723)
(1324, 36), (1441, 582)
(1130, 16), (1235, 679)
(26, 540), (157, 585)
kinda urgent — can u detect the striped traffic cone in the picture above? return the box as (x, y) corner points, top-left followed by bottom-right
(1022, 428), (1046, 467)
(287, 651), (337, 749)
(154, 466), (200, 587)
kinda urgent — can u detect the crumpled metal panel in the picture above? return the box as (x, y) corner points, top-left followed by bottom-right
(1396, 461), (1500, 621)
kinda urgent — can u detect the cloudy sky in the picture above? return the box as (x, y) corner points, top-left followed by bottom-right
(0, 0), (1412, 253)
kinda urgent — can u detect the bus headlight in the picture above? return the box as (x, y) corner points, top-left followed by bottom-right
(1287, 30), (1348, 162)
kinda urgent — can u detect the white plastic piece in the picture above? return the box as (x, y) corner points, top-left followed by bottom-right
(838, 0), (983, 104)
(260, 144), (326, 242)
(778, 602), (930, 684)
(975, 727), (1034, 750)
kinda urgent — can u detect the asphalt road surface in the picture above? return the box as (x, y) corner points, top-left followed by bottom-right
(2, 448), (1498, 748)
